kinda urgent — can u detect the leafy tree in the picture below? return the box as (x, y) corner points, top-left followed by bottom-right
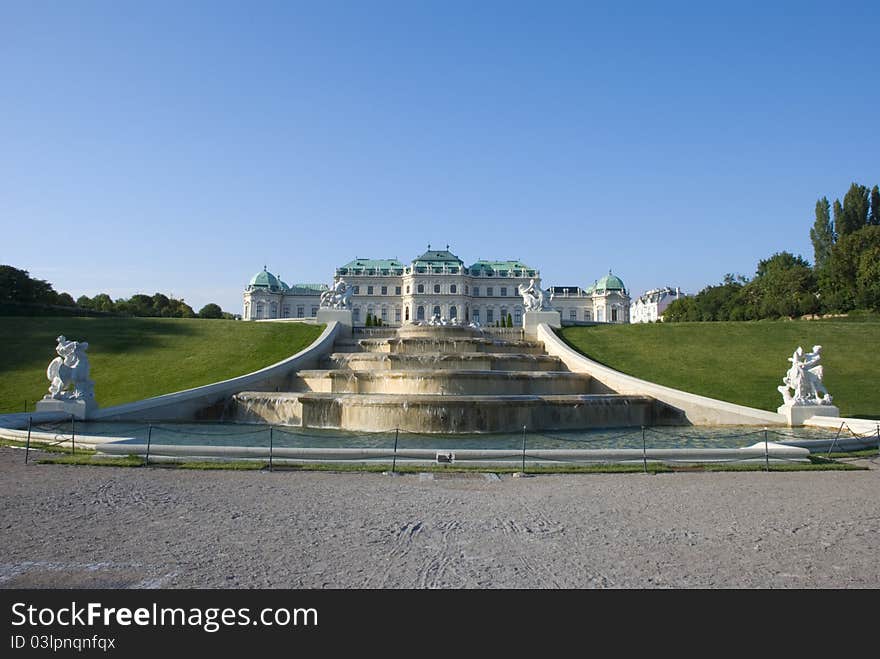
(56, 292), (75, 306)
(91, 293), (115, 312)
(837, 183), (869, 236)
(76, 295), (94, 309)
(870, 185), (880, 226)
(810, 197), (835, 269)
(822, 226), (880, 312)
(152, 293), (171, 316)
(744, 252), (817, 318)
(198, 303), (223, 319)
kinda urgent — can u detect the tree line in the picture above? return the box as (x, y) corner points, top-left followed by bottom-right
(0, 265), (234, 319)
(664, 182), (880, 321)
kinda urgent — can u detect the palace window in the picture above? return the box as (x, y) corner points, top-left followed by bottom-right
(487, 309), (494, 324)
(434, 284), (441, 294)
(417, 284), (424, 294)
(395, 286), (401, 295)
(381, 307), (388, 321)
(500, 287), (507, 297)
(406, 286), (410, 294)
(270, 302), (278, 318)
(433, 305), (441, 318)
(352, 286), (360, 294)
(282, 305), (290, 318)
(297, 306), (304, 318)
(570, 309), (577, 321)
(417, 306), (425, 321)
(514, 308), (522, 325)
(584, 309), (591, 321)
(486, 287), (493, 296)
(450, 284), (457, 294)
(473, 309), (481, 323)
(367, 286), (374, 295)
(381, 286), (387, 295)
(611, 308), (618, 322)
(311, 306), (318, 316)
(395, 307), (401, 322)
(450, 305), (457, 319)
(473, 287), (479, 296)
(255, 303), (263, 319)
(465, 285), (469, 295)
(353, 308), (360, 322)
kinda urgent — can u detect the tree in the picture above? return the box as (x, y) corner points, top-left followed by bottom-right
(810, 197), (835, 269)
(506, 313), (513, 327)
(822, 226), (880, 312)
(837, 183), (869, 236)
(870, 185), (880, 226)
(76, 295), (94, 309)
(91, 293), (115, 312)
(56, 292), (75, 306)
(365, 313), (373, 327)
(198, 303), (223, 319)
(745, 252), (817, 318)
(152, 293), (171, 316)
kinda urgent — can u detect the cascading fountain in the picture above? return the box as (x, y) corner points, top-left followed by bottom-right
(229, 324), (683, 433)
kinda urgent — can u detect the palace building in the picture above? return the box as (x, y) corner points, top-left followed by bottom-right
(242, 247), (631, 326)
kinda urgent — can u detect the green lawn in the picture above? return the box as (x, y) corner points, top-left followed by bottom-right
(0, 318), (324, 413)
(558, 319), (880, 419)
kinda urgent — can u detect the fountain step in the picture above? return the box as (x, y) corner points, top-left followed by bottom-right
(351, 337), (547, 355)
(229, 392), (684, 433)
(299, 393), (671, 433)
(294, 369), (592, 395)
(324, 352), (565, 372)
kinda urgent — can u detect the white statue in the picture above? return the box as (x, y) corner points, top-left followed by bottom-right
(518, 278), (553, 311)
(319, 279), (352, 310)
(44, 336), (95, 402)
(778, 345), (832, 406)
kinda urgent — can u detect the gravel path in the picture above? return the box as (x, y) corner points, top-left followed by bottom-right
(1, 447), (878, 588)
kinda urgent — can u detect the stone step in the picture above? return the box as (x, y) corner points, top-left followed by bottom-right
(350, 337), (547, 355)
(323, 352), (565, 372)
(228, 392), (681, 433)
(294, 369), (592, 395)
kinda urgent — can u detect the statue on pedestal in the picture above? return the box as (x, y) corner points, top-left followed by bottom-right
(44, 336), (95, 403)
(778, 345), (833, 406)
(320, 279), (352, 310)
(518, 278), (553, 311)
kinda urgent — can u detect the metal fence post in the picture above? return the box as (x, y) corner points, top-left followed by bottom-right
(269, 426), (274, 472)
(25, 416), (32, 464)
(642, 426), (648, 473)
(391, 428), (399, 474)
(144, 424), (152, 466)
(827, 422), (845, 458)
(764, 427), (769, 472)
(521, 425), (527, 473)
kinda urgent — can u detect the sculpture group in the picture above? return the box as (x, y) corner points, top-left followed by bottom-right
(778, 345), (832, 406)
(518, 278), (553, 312)
(44, 335), (95, 403)
(319, 279), (352, 310)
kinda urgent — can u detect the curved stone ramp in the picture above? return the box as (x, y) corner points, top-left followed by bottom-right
(88, 322), (340, 423)
(538, 324), (785, 426)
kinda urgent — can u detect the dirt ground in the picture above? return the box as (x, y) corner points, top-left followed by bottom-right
(1, 447), (878, 588)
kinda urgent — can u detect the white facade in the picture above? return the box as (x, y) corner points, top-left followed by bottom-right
(550, 271), (631, 324)
(630, 287), (685, 323)
(243, 249), (632, 327)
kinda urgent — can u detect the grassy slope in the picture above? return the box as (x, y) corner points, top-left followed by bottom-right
(0, 318), (323, 413)
(559, 320), (880, 419)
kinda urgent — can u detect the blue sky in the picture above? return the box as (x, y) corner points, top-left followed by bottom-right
(2, 1), (878, 313)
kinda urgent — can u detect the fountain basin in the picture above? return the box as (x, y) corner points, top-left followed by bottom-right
(324, 352), (565, 372)
(229, 392), (682, 433)
(294, 369), (593, 395)
(355, 337), (546, 355)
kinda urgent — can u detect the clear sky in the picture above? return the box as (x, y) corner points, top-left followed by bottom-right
(2, 1), (878, 314)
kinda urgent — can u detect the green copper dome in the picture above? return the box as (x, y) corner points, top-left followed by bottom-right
(594, 271), (626, 292)
(248, 266), (290, 292)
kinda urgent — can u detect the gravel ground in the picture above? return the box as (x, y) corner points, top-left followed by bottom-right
(1, 447), (878, 588)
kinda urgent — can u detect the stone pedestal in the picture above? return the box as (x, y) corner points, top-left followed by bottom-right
(35, 398), (96, 420)
(777, 403), (841, 427)
(523, 310), (561, 338)
(316, 308), (353, 337)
